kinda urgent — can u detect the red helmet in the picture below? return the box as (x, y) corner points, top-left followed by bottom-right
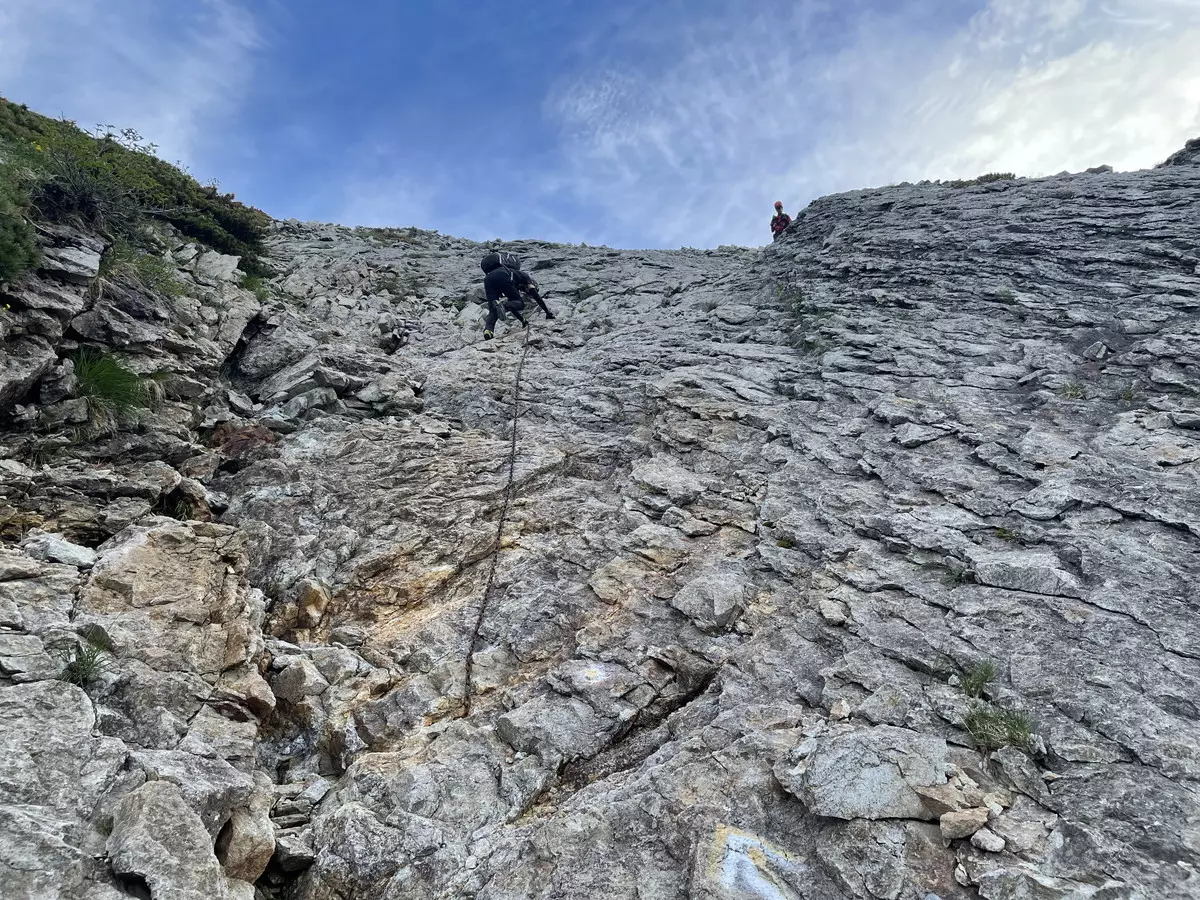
(774, 201), (783, 209)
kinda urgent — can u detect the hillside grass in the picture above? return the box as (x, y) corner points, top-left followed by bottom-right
(0, 97), (273, 281)
(945, 172), (1016, 189)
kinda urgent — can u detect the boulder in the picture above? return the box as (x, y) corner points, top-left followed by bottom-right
(107, 781), (245, 900)
(669, 565), (752, 632)
(20, 529), (98, 568)
(214, 773), (275, 882)
(775, 727), (950, 821)
(940, 807), (989, 840)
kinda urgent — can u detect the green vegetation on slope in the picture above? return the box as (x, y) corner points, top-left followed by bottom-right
(0, 97), (272, 280)
(0, 174), (39, 282)
(946, 172), (1016, 189)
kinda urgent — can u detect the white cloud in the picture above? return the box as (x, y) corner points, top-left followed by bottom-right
(543, 0), (1200, 248)
(0, 0), (260, 174)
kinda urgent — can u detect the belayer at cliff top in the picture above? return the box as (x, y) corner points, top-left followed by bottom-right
(479, 251), (555, 340)
(771, 202), (792, 241)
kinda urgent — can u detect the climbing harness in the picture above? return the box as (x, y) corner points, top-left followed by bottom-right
(460, 325), (533, 716)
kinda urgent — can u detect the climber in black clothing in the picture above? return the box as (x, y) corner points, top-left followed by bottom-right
(480, 250), (555, 339)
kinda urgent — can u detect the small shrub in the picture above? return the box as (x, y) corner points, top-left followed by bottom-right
(776, 536), (796, 549)
(72, 348), (153, 431)
(994, 287), (1017, 303)
(777, 282), (806, 313)
(943, 566), (972, 586)
(964, 704), (1032, 751)
(994, 527), (1023, 543)
(162, 496), (196, 525)
(799, 336), (828, 356)
(28, 443), (57, 468)
(238, 255), (277, 280)
(1060, 381), (1086, 400)
(28, 148), (141, 232)
(240, 272), (270, 302)
(960, 660), (997, 699)
(132, 253), (187, 298)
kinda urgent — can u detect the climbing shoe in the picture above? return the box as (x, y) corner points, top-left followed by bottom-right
(483, 330), (494, 340)
(545, 312), (556, 320)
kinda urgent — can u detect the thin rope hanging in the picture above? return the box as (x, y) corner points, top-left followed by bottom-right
(460, 327), (533, 716)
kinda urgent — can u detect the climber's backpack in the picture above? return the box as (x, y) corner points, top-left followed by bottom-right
(480, 250), (521, 274)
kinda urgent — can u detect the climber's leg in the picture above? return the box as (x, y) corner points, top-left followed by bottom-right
(503, 298), (527, 328)
(499, 278), (527, 327)
(483, 274), (505, 336)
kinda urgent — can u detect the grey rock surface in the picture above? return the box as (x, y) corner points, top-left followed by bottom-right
(1, 141), (1198, 899)
(776, 726), (950, 821)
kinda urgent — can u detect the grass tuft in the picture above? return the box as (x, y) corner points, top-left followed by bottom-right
(57, 629), (112, 686)
(99, 240), (187, 298)
(72, 348), (153, 432)
(960, 660), (997, 699)
(964, 704), (1033, 752)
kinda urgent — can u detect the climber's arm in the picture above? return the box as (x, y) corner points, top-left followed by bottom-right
(518, 272), (555, 318)
(528, 288), (554, 317)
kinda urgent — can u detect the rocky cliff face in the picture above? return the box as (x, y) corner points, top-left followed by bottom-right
(1, 146), (1198, 900)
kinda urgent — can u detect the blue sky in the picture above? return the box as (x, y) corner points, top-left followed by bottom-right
(2, 0), (1199, 248)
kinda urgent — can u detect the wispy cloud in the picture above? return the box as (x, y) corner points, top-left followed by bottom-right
(543, 0), (1200, 248)
(0, 0), (260, 174)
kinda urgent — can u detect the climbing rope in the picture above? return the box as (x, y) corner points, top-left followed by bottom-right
(460, 325), (533, 716)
